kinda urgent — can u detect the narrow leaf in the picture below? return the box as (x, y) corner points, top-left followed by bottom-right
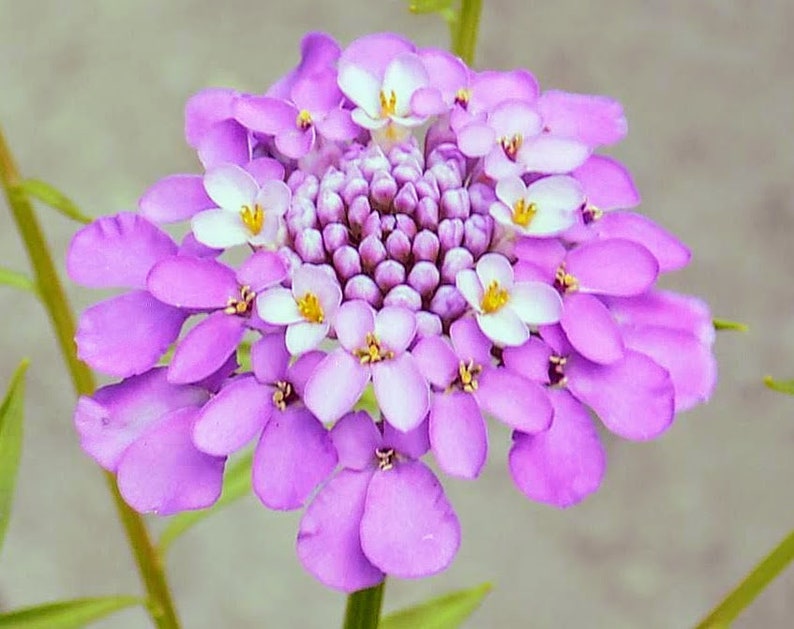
(158, 450), (253, 552)
(763, 376), (794, 396)
(18, 178), (92, 224)
(0, 360), (29, 554)
(695, 528), (794, 628)
(713, 318), (748, 332)
(380, 582), (493, 629)
(408, 0), (454, 14)
(0, 267), (37, 295)
(0, 596), (141, 628)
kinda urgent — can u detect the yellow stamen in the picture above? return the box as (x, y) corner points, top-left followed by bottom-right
(499, 134), (523, 160)
(295, 109), (313, 130)
(457, 360), (482, 393)
(272, 381), (293, 411)
(354, 332), (394, 364)
(512, 199), (537, 227)
(296, 292), (324, 324)
(454, 88), (471, 107)
(480, 280), (510, 314)
(555, 266), (578, 292)
(375, 447), (396, 471)
(379, 89), (397, 117)
(223, 285), (256, 315)
(240, 204), (264, 235)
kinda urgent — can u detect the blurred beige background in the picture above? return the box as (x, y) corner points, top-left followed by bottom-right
(2, 1), (794, 627)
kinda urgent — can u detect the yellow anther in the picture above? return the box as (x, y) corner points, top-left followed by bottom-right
(272, 381), (293, 411)
(499, 134), (523, 160)
(480, 280), (510, 314)
(454, 88), (471, 107)
(296, 292), (324, 324)
(354, 332), (394, 364)
(375, 447), (396, 471)
(554, 266), (578, 293)
(512, 199), (538, 227)
(223, 285), (256, 315)
(240, 204), (265, 235)
(296, 109), (313, 130)
(457, 360), (482, 393)
(379, 89), (398, 117)
(583, 204), (603, 224)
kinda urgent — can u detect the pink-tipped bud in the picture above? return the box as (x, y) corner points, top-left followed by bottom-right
(345, 274), (382, 307)
(441, 247), (474, 284)
(374, 260), (406, 292)
(412, 230), (440, 263)
(323, 223), (349, 252)
(468, 182), (496, 215)
(429, 284), (467, 320)
(416, 197), (439, 230)
(316, 189), (344, 226)
(438, 218), (465, 253)
(342, 175), (369, 206)
(371, 172), (398, 207)
(464, 214), (494, 258)
(348, 196), (371, 229)
(333, 245), (362, 281)
(393, 182), (419, 214)
(386, 230), (412, 264)
(416, 311), (443, 338)
(383, 285), (422, 311)
(440, 189), (471, 220)
(408, 261), (441, 297)
(359, 235), (387, 270)
(416, 173), (440, 201)
(294, 228), (325, 263)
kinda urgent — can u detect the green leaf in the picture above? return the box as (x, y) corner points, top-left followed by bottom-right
(0, 360), (29, 555)
(408, 0), (454, 14)
(763, 376), (794, 396)
(0, 266), (37, 295)
(0, 595), (142, 628)
(380, 582), (493, 629)
(18, 178), (92, 224)
(158, 450), (253, 552)
(713, 318), (748, 332)
(695, 528), (794, 628)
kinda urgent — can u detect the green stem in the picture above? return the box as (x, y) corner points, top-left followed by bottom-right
(0, 125), (181, 629)
(695, 528), (794, 628)
(343, 581), (385, 629)
(453, 0), (483, 66)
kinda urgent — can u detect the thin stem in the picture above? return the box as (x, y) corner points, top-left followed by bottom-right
(0, 125), (181, 629)
(453, 0), (483, 66)
(343, 581), (385, 629)
(695, 527), (794, 628)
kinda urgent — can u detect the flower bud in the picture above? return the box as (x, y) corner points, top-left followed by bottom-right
(287, 169), (308, 193)
(332, 245), (362, 281)
(287, 196), (317, 235)
(386, 230), (412, 264)
(416, 197), (439, 230)
(393, 182), (419, 214)
(440, 188), (471, 220)
(295, 174), (319, 202)
(407, 261), (440, 297)
(438, 218), (465, 253)
(316, 189), (344, 226)
(341, 175), (369, 206)
(319, 168), (344, 193)
(394, 214), (417, 240)
(371, 172), (398, 207)
(441, 247), (474, 284)
(359, 235), (387, 270)
(277, 246), (303, 277)
(322, 223), (349, 252)
(416, 311), (443, 338)
(362, 212), (382, 239)
(344, 274), (382, 307)
(429, 284), (467, 320)
(348, 195), (371, 229)
(427, 143), (467, 176)
(464, 214), (494, 258)
(428, 162), (462, 193)
(412, 230), (440, 263)
(393, 163), (422, 187)
(294, 228), (325, 263)
(383, 284), (422, 311)
(360, 149), (391, 182)
(415, 173), (440, 201)
(374, 260), (406, 292)
(468, 182), (496, 216)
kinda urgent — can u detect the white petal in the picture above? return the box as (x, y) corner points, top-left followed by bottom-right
(510, 282), (563, 325)
(527, 175), (585, 213)
(203, 164), (258, 211)
(351, 108), (389, 130)
(476, 309), (529, 347)
(256, 287), (302, 325)
(191, 209), (249, 248)
(495, 176), (527, 207)
(286, 321), (330, 355)
(382, 53), (430, 117)
(489, 201), (517, 229)
(338, 65), (382, 118)
(256, 179), (291, 217)
(455, 269), (483, 311)
(475, 253), (514, 290)
(292, 265), (342, 315)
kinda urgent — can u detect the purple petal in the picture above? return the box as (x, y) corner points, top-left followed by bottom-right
(469, 70), (539, 113)
(297, 469), (384, 592)
(502, 337), (553, 383)
(567, 350), (675, 441)
(276, 128), (315, 159)
(168, 312), (246, 384)
(430, 393), (487, 479)
(76, 291), (185, 378)
(291, 71), (343, 113)
(304, 349), (371, 424)
(245, 157), (286, 186)
(234, 96), (296, 135)
(192, 375), (272, 456)
(117, 407), (225, 515)
(456, 122), (495, 157)
(197, 120), (250, 169)
(561, 292), (624, 365)
(138, 174), (217, 224)
(573, 155), (640, 210)
(374, 307), (416, 354)
(449, 316), (494, 366)
(477, 367), (552, 433)
(518, 136), (590, 174)
(360, 460), (460, 578)
(253, 407), (337, 510)
(147, 256), (238, 309)
(538, 90), (627, 147)
(412, 335), (458, 388)
(331, 410), (381, 471)
(566, 239), (659, 296)
(339, 32), (415, 79)
(74, 367), (207, 471)
(513, 237), (567, 277)
(373, 354), (430, 432)
(286, 350), (326, 397)
(334, 300), (375, 351)
(269, 32), (341, 99)
(184, 88), (238, 148)
(382, 419), (430, 459)
(250, 332), (290, 384)
(509, 389), (606, 507)
(67, 213), (177, 289)
(236, 250), (287, 291)
(315, 108), (359, 142)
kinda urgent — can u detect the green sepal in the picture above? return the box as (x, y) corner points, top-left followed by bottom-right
(158, 450), (253, 552)
(18, 178), (92, 224)
(0, 266), (37, 296)
(408, 0), (457, 25)
(713, 318), (748, 332)
(763, 376), (794, 396)
(379, 582), (493, 629)
(0, 595), (142, 628)
(0, 359), (29, 555)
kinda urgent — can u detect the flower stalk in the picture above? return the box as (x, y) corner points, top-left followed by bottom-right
(0, 125), (182, 629)
(453, 0), (483, 65)
(343, 581), (385, 629)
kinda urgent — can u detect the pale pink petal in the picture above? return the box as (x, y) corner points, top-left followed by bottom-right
(456, 123), (495, 157)
(256, 287), (302, 325)
(455, 268), (483, 310)
(476, 309), (529, 347)
(334, 300), (375, 351)
(191, 209), (250, 249)
(573, 155), (640, 210)
(197, 120), (250, 169)
(203, 164), (258, 211)
(518, 136), (590, 174)
(412, 336), (458, 388)
(138, 175), (215, 224)
(372, 354), (430, 432)
(430, 393), (487, 479)
(286, 321), (330, 355)
(476, 253), (514, 289)
(304, 349), (371, 424)
(374, 307), (416, 354)
(538, 90), (627, 147)
(236, 250), (287, 290)
(331, 410), (382, 471)
(477, 367), (552, 433)
(495, 176), (527, 207)
(561, 292), (624, 365)
(449, 316), (493, 366)
(251, 332), (289, 384)
(510, 282), (563, 325)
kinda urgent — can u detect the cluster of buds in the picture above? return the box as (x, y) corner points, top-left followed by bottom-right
(68, 32), (717, 591)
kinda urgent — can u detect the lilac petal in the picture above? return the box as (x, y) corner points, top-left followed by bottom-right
(592, 212), (691, 273)
(192, 375), (272, 456)
(382, 419), (430, 459)
(476, 308), (529, 347)
(382, 53), (430, 116)
(518, 136), (590, 174)
(573, 155), (640, 210)
(412, 335), (458, 388)
(567, 350), (675, 441)
(510, 282), (563, 325)
(67, 213), (177, 289)
(334, 300), (375, 351)
(276, 127), (315, 159)
(477, 367), (552, 433)
(291, 71), (343, 113)
(304, 349), (371, 424)
(339, 32), (415, 79)
(76, 291), (185, 378)
(178, 232), (222, 259)
(417, 48), (468, 99)
(117, 407), (225, 515)
(502, 337), (553, 383)
(251, 332), (289, 384)
(488, 100), (542, 137)
(236, 250), (287, 290)
(168, 311), (246, 384)
(513, 237), (567, 276)
(373, 354), (430, 432)
(297, 469), (383, 592)
(360, 460), (460, 578)
(430, 393), (487, 479)
(456, 122), (495, 157)
(449, 316), (494, 366)
(203, 164), (258, 211)
(374, 307), (416, 354)
(257, 287), (302, 325)
(622, 326), (717, 412)
(245, 157), (286, 186)
(234, 96), (296, 135)
(184, 88), (238, 148)
(566, 239), (659, 296)
(469, 70), (539, 113)
(269, 32), (342, 99)
(196, 351), (239, 394)
(147, 256), (238, 309)
(256, 179), (291, 217)
(197, 120), (250, 169)
(483, 149), (524, 180)
(286, 350), (326, 397)
(561, 292), (624, 365)
(538, 90), (627, 147)
(331, 410), (382, 471)
(253, 407), (337, 510)
(315, 108), (359, 142)
(410, 86), (447, 116)
(74, 367), (207, 471)
(292, 264), (343, 317)
(509, 389), (606, 507)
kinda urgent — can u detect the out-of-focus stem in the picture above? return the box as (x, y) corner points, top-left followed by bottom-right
(0, 125), (181, 629)
(453, 0), (483, 65)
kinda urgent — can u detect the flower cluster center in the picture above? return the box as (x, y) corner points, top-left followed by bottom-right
(224, 285), (256, 316)
(481, 280), (510, 314)
(379, 90), (397, 117)
(354, 333), (394, 364)
(454, 360), (482, 393)
(512, 199), (537, 227)
(240, 204), (265, 235)
(297, 292), (325, 323)
(499, 134), (523, 160)
(272, 380), (295, 411)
